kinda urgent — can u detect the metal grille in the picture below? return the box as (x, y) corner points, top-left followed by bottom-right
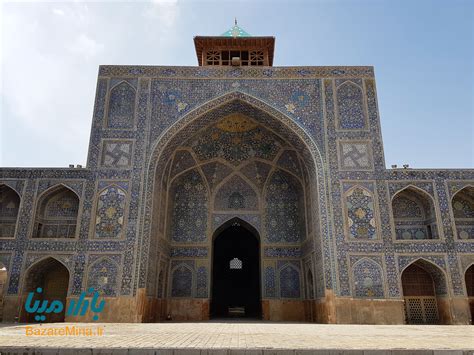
(423, 297), (439, 324)
(229, 258), (242, 270)
(405, 296), (439, 324)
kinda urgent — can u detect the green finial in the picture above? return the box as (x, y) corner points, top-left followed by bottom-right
(221, 19), (251, 37)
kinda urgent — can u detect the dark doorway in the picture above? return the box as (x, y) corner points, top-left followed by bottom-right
(211, 221), (261, 319)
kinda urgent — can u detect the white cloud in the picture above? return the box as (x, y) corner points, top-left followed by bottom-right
(52, 8), (65, 16)
(1, 3), (99, 166)
(144, 0), (179, 28)
(1, 1), (182, 167)
(67, 33), (104, 59)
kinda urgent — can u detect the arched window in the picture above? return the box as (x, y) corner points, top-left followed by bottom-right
(34, 186), (79, 239)
(0, 185), (20, 238)
(452, 186), (474, 239)
(392, 187), (438, 240)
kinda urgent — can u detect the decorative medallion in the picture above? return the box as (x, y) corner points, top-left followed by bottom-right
(216, 113), (258, 133)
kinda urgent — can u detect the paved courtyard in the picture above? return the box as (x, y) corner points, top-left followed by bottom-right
(0, 322), (473, 354)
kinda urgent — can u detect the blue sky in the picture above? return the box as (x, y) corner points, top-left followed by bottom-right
(1, 0), (473, 168)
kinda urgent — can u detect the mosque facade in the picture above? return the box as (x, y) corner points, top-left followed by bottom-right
(1, 24), (473, 324)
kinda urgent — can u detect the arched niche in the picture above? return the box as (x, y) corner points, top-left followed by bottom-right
(168, 168), (208, 243)
(0, 185), (20, 238)
(265, 169), (306, 243)
(401, 259), (448, 324)
(214, 175), (259, 211)
(452, 186), (474, 240)
(336, 81), (366, 130)
(33, 185), (79, 239)
(392, 187), (438, 240)
(107, 81), (136, 129)
(351, 258), (384, 298)
(278, 263), (301, 299)
(94, 185), (127, 239)
(344, 186), (377, 240)
(143, 93), (327, 302)
(86, 257), (119, 297)
(170, 263), (193, 298)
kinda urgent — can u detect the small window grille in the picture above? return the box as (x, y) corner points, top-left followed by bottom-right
(206, 51), (221, 66)
(229, 258), (242, 270)
(249, 51), (264, 66)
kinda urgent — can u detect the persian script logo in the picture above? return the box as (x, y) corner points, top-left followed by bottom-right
(25, 287), (105, 322)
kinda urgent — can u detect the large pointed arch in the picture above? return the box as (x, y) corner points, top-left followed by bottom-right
(139, 91), (332, 302)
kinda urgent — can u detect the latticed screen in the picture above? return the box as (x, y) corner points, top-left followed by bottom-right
(405, 297), (439, 324)
(229, 258), (242, 270)
(205, 51), (221, 65)
(249, 51), (264, 65)
(205, 50), (265, 66)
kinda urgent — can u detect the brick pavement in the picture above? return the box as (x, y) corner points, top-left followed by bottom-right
(0, 322), (472, 354)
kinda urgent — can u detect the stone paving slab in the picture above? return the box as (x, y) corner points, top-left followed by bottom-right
(0, 322), (472, 355)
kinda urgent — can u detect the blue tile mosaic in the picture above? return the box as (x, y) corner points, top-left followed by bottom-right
(0, 63), (472, 315)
